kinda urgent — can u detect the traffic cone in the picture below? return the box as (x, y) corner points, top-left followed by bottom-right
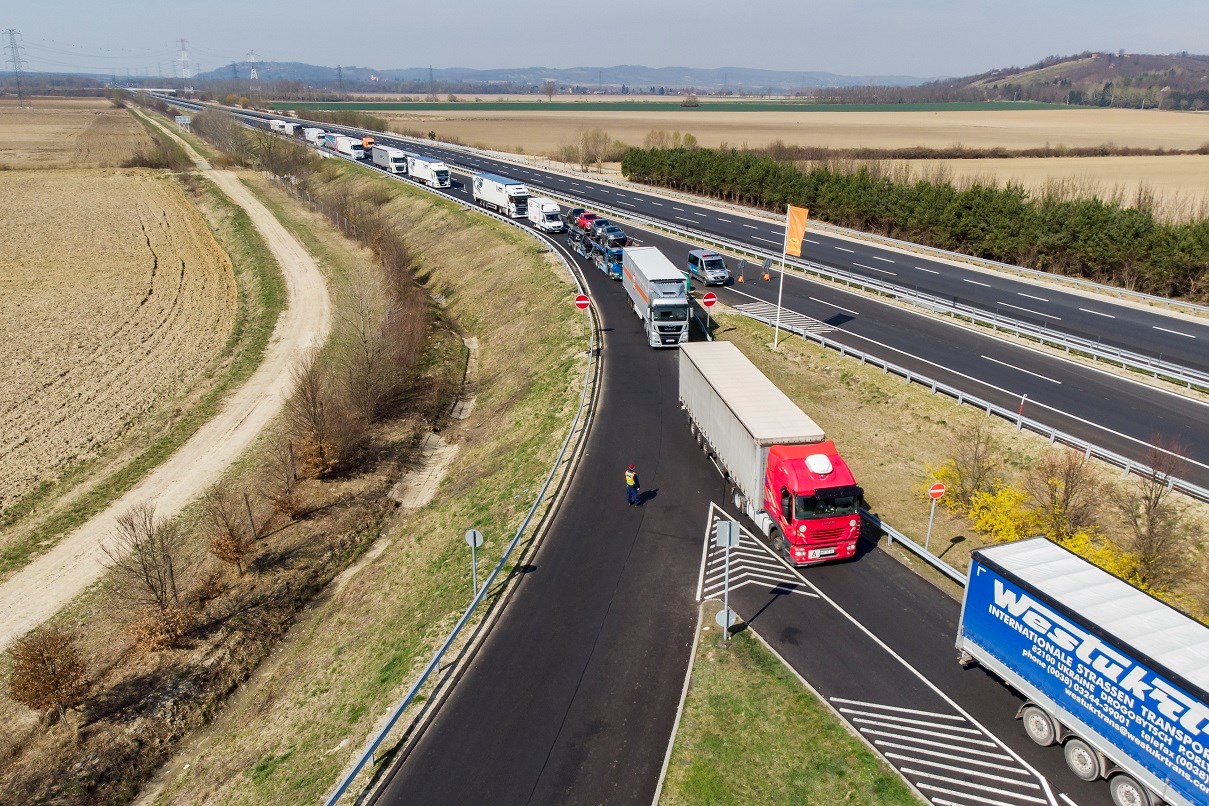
(762, 270), (771, 281)
(736, 272), (745, 283)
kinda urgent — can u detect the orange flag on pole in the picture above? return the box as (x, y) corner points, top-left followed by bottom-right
(785, 205), (810, 257)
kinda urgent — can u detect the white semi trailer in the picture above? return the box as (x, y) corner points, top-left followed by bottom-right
(371, 144), (410, 174)
(621, 247), (690, 347)
(303, 127), (326, 146)
(408, 155), (450, 188)
(323, 133), (364, 160)
(472, 173), (529, 218)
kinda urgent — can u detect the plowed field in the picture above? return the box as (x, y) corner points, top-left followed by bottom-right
(0, 170), (236, 513)
(0, 99), (152, 167)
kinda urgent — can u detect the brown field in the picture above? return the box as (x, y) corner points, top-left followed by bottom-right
(0, 170), (236, 514)
(0, 99), (152, 167)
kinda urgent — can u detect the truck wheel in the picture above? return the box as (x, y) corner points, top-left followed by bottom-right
(1062, 737), (1100, 782)
(732, 491), (745, 511)
(1109, 774), (1152, 806)
(770, 529), (788, 560)
(1020, 705), (1057, 747)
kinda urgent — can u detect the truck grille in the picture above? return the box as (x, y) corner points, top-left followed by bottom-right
(657, 325), (682, 333)
(805, 525), (848, 545)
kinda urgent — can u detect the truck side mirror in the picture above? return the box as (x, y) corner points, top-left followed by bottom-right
(780, 489), (792, 519)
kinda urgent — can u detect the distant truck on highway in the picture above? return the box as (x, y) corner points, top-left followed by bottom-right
(303, 127), (326, 146)
(621, 247), (689, 347)
(679, 341), (862, 565)
(408, 155), (450, 188)
(371, 144), (409, 174)
(269, 119), (298, 136)
(323, 133), (364, 160)
(473, 173), (529, 218)
(527, 197), (564, 232)
(958, 537), (1209, 806)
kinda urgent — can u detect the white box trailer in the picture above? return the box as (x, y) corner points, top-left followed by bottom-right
(527, 197), (564, 232)
(323, 133), (364, 159)
(371, 144), (409, 174)
(269, 119), (289, 133)
(408, 155), (450, 188)
(959, 538), (1209, 806)
(303, 127), (326, 146)
(472, 172), (529, 218)
(621, 247), (689, 347)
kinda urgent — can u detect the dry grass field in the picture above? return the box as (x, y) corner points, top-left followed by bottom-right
(0, 170), (236, 515)
(0, 98), (152, 167)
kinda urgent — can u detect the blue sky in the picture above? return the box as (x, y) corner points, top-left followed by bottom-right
(5, 0), (1206, 78)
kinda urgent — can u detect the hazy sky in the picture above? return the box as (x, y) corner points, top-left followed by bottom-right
(6, 0), (1207, 78)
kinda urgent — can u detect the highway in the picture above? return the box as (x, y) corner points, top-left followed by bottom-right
(156, 98), (1208, 804)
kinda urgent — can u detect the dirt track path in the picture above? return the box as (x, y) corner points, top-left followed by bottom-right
(0, 117), (331, 648)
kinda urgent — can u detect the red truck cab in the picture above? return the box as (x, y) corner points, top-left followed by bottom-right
(763, 442), (862, 565)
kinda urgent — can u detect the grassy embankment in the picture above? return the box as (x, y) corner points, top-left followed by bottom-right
(275, 100), (1066, 113)
(146, 156), (587, 804)
(660, 603), (920, 805)
(0, 150), (286, 579)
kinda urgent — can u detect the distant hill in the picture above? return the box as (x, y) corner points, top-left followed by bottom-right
(194, 62), (927, 92)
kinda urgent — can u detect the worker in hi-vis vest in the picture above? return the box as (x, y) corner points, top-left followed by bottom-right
(625, 463), (641, 506)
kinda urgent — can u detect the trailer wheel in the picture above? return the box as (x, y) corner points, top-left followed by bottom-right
(1108, 773), (1152, 806)
(1020, 705), (1057, 747)
(1063, 737), (1100, 782)
(770, 529), (788, 560)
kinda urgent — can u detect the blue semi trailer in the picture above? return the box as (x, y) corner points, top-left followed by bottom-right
(958, 537), (1209, 806)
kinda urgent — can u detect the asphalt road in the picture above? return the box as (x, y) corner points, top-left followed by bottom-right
(370, 234), (725, 805)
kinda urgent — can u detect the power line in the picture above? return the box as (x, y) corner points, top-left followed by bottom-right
(4, 29), (28, 104)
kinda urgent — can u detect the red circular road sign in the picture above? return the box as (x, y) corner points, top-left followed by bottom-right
(702, 291), (718, 309)
(928, 483), (946, 500)
(574, 293), (590, 310)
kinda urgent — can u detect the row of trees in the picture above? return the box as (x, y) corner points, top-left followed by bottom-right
(622, 146), (1209, 298)
(935, 421), (1204, 605)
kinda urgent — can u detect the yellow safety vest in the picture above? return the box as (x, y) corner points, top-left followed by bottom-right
(625, 470), (636, 487)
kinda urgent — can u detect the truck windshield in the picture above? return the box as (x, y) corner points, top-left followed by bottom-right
(436, 171), (449, 183)
(795, 485), (860, 519)
(652, 305), (688, 322)
(545, 213), (561, 222)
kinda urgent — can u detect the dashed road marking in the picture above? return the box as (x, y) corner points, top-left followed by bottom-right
(982, 355), (1062, 384)
(1078, 307), (1114, 318)
(855, 262), (897, 276)
(1153, 325), (1196, 339)
(997, 301), (1061, 321)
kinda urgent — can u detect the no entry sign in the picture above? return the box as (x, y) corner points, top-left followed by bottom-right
(574, 293), (590, 310)
(928, 483), (946, 500)
(702, 291), (717, 308)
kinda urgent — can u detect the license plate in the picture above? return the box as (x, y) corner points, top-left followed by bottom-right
(808, 547), (837, 559)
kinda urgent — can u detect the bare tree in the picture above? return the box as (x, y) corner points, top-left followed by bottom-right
(680, 92), (700, 108)
(579, 128), (610, 172)
(261, 436), (299, 519)
(949, 418), (1002, 510)
(543, 80), (557, 101)
(1116, 441), (1202, 592)
(1023, 449), (1099, 542)
(204, 483), (254, 576)
(7, 628), (88, 725)
(103, 502), (186, 613)
(286, 354), (338, 478)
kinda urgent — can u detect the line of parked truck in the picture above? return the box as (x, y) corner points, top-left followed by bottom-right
(268, 118), (452, 188)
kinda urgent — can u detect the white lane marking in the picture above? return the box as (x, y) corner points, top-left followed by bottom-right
(875, 741), (1027, 773)
(743, 223), (759, 229)
(872, 255), (895, 263)
(964, 278), (991, 287)
(675, 216), (696, 223)
(616, 201), (636, 208)
(809, 296), (860, 316)
(651, 201), (662, 206)
(915, 266), (940, 274)
(886, 754), (1040, 787)
(862, 730), (1013, 761)
(1058, 795), (1082, 806)
(717, 217), (731, 222)
(982, 355), (1062, 384)
(913, 775), (1048, 804)
(672, 206), (685, 211)
(839, 708), (982, 733)
(1018, 292), (1050, 302)
(1153, 325), (1196, 339)
(851, 718), (999, 747)
(692, 211), (708, 217)
(599, 189), (610, 193)
(998, 301), (1062, 321)
(854, 262), (897, 276)
(752, 236), (781, 245)
(830, 698), (966, 721)
(805, 238), (821, 244)
(1078, 307), (1115, 319)
(834, 246), (855, 253)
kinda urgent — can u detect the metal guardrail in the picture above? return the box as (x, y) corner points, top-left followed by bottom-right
(860, 510), (968, 586)
(732, 304), (1209, 505)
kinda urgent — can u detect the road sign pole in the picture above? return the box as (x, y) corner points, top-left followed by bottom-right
(723, 537), (731, 643)
(714, 519), (740, 643)
(465, 529), (484, 601)
(925, 498), (938, 553)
